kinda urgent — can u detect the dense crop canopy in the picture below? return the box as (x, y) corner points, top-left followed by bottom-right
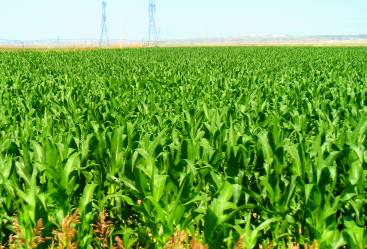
(0, 47), (367, 248)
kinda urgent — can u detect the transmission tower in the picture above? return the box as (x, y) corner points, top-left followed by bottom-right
(100, 0), (109, 47)
(147, 0), (159, 45)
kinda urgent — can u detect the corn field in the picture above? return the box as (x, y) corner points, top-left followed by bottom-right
(0, 47), (367, 248)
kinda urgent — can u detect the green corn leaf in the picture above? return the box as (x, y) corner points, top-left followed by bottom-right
(79, 184), (97, 214)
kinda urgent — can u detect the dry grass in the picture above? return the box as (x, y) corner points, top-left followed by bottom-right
(0, 209), (128, 249)
(92, 210), (112, 248)
(1, 217), (47, 249)
(164, 230), (208, 249)
(92, 209), (125, 249)
(164, 231), (187, 249)
(51, 210), (80, 249)
(1, 214), (321, 249)
(29, 219), (47, 249)
(113, 236), (124, 249)
(92, 210), (113, 249)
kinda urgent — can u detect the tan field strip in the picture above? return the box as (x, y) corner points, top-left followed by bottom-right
(1, 40), (367, 50)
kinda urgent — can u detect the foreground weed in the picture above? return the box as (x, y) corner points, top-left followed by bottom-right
(164, 231), (208, 249)
(92, 210), (112, 249)
(51, 210), (80, 249)
(0, 218), (47, 249)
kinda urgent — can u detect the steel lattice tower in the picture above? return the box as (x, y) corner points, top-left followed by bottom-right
(147, 0), (158, 45)
(100, 0), (109, 47)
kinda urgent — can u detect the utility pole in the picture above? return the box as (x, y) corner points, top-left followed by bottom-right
(100, 0), (109, 47)
(147, 0), (158, 45)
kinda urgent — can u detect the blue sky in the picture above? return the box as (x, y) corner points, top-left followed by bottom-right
(1, 0), (366, 41)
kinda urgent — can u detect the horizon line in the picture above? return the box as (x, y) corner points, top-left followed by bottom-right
(1, 34), (367, 44)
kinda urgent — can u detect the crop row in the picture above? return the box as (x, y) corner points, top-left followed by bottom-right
(0, 47), (366, 248)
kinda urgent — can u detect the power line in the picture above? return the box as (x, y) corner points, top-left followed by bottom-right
(147, 0), (159, 45)
(100, 0), (109, 47)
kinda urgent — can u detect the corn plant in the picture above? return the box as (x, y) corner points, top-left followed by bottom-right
(0, 47), (366, 248)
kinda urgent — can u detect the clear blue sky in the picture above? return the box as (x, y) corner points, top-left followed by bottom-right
(1, 0), (366, 41)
